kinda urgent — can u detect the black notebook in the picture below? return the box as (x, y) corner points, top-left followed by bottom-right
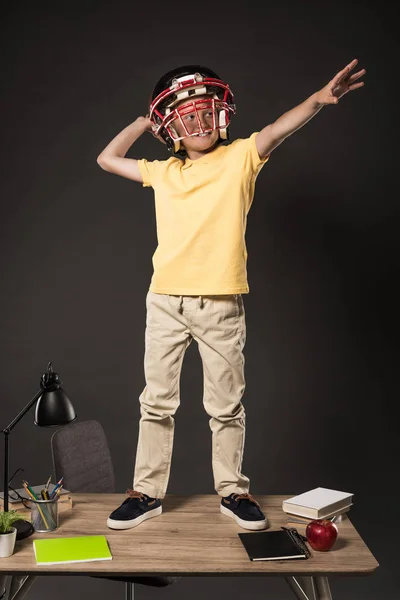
(238, 528), (311, 561)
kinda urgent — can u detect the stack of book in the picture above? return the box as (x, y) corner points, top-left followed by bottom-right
(282, 487), (353, 536)
(0, 485), (72, 514)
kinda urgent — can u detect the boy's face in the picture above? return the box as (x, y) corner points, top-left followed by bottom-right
(170, 94), (220, 153)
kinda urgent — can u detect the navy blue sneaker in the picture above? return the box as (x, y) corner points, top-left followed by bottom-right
(220, 493), (268, 530)
(107, 489), (162, 530)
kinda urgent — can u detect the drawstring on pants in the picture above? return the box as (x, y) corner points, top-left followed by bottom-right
(177, 295), (203, 313)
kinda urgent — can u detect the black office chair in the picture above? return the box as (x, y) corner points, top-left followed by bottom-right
(50, 419), (180, 598)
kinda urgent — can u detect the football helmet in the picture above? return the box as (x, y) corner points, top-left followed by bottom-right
(149, 65), (236, 157)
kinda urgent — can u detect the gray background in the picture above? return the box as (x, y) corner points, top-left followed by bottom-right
(1, 0), (397, 598)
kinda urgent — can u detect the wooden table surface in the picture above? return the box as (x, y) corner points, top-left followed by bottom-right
(0, 494), (379, 576)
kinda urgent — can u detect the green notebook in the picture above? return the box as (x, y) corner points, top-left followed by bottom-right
(33, 535), (112, 565)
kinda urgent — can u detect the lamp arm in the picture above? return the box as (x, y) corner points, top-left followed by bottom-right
(2, 388), (43, 513)
(2, 388), (43, 434)
(3, 430), (9, 513)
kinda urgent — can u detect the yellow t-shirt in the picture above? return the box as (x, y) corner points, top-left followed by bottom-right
(137, 131), (269, 295)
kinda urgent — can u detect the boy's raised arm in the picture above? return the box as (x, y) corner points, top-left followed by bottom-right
(97, 116), (154, 182)
(256, 58), (366, 159)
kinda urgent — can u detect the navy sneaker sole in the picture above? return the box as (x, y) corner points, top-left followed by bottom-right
(107, 503), (162, 529)
(220, 502), (268, 531)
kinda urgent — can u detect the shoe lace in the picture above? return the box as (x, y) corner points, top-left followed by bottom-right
(125, 489), (148, 500)
(231, 493), (261, 509)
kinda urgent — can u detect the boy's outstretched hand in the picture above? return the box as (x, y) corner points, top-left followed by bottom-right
(316, 58), (366, 105)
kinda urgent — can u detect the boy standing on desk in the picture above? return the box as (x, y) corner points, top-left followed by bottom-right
(97, 60), (365, 531)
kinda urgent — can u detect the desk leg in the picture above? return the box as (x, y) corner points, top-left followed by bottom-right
(285, 576), (332, 600)
(125, 582), (134, 600)
(314, 577), (333, 600)
(6, 576), (37, 600)
(0, 575), (9, 600)
(285, 577), (311, 600)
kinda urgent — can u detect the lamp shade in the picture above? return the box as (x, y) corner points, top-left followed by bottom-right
(34, 362), (77, 427)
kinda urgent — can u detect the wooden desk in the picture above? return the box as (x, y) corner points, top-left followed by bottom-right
(0, 494), (379, 600)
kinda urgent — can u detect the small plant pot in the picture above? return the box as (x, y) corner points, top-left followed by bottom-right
(0, 527), (17, 558)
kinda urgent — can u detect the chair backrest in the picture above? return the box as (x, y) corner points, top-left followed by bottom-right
(51, 420), (180, 588)
(51, 419), (116, 493)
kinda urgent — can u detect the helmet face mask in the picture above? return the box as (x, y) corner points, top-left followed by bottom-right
(163, 97), (228, 141)
(149, 66), (236, 157)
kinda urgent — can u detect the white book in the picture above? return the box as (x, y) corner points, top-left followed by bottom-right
(282, 487), (353, 519)
(285, 503), (352, 522)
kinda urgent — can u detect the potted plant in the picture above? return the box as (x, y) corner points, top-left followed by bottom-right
(0, 510), (30, 558)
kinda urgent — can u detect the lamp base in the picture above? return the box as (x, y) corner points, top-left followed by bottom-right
(14, 519), (35, 540)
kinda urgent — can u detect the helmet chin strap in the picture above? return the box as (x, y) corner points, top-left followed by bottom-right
(218, 109), (228, 140)
(173, 130), (180, 154)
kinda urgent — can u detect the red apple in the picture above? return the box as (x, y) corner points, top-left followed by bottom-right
(306, 519), (338, 551)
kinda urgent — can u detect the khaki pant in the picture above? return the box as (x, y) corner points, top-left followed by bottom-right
(133, 291), (250, 499)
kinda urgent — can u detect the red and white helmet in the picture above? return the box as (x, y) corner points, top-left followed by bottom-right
(149, 65), (236, 157)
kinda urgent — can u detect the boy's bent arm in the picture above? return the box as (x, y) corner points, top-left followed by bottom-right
(97, 117), (152, 182)
(97, 156), (143, 183)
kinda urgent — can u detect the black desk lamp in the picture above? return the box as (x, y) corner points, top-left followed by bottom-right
(2, 362), (77, 539)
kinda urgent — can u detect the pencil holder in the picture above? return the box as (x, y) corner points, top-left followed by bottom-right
(30, 497), (59, 533)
